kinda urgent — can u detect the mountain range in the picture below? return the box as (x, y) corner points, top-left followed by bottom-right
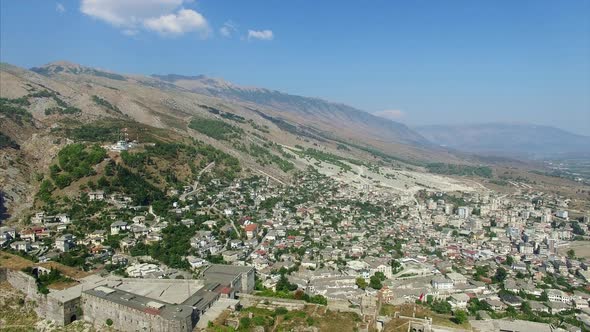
(1, 60), (588, 219)
(0, 60), (458, 219)
(415, 123), (590, 159)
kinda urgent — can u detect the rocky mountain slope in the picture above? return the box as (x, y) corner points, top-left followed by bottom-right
(151, 73), (430, 147)
(0, 61), (464, 221)
(416, 123), (590, 159)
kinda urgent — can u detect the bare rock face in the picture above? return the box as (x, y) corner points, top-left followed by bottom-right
(0, 127), (65, 223)
(0, 151), (34, 223)
(20, 133), (67, 171)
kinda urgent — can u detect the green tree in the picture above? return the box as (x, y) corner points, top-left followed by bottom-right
(506, 306), (517, 318)
(493, 267), (507, 283)
(572, 222), (585, 235)
(356, 277), (367, 290)
(567, 249), (576, 259)
(521, 301), (532, 314)
(276, 274), (298, 292)
(426, 295), (434, 304)
(369, 275), (383, 289)
(374, 271), (386, 281)
(453, 310), (468, 324)
(274, 307), (288, 315)
(391, 259), (402, 273)
(504, 256), (514, 266)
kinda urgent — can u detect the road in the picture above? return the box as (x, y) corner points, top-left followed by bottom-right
(148, 205), (160, 222)
(256, 169), (285, 185)
(179, 161), (215, 201)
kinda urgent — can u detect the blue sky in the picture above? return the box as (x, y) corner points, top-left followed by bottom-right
(1, 0), (589, 135)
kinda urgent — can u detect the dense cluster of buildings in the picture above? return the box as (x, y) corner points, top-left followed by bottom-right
(1, 168), (590, 330)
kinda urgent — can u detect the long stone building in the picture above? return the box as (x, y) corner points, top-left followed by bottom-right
(1, 264), (255, 331)
(83, 286), (196, 332)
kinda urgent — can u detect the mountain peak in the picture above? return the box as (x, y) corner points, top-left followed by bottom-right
(31, 61), (127, 81)
(151, 73), (244, 90)
(151, 73), (208, 82)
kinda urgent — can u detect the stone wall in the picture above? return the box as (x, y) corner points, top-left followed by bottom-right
(242, 268), (256, 293)
(0, 267), (71, 326)
(82, 292), (194, 332)
(1, 267), (49, 317)
(237, 293), (306, 310)
(0, 266), (7, 281)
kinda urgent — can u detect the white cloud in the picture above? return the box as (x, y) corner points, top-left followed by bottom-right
(374, 109), (405, 120)
(80, 0), (208, 37)
(220, 26), (230, 37)
(144, 9), (209, 36)
(220, 21), (237, 38)
(122, 29), (139, 36)
(247, 29), (274, 41)
(56, 3), (65, 13)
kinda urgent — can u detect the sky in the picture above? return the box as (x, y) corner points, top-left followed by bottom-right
(1, 0), (589, 135)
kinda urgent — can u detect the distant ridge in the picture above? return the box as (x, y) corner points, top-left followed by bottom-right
(415, 123), (590, 158)
(150, 73), (431, 147)
(31, 61), (128, 81)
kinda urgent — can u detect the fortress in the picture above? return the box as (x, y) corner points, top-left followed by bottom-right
(0, 265), (255, 331)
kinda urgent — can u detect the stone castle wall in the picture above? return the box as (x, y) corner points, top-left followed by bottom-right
(0, 267), (71, 326)
(242, 268), (256, 293)
(1, 267), (49, 317)
(0, 266), (7, 281)
(82, 292), (194, 332)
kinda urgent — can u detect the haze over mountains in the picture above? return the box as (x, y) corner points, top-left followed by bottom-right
(416, 123), (590, 159)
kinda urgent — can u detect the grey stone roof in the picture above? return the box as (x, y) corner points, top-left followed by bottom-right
(83, 286), (193, 321)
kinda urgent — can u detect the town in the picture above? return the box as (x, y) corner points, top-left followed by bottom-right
(2, 150), (590, 331)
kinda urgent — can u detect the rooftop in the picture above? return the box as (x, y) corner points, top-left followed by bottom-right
(113, 278), (205, 304)
(84, 286), (194, 321)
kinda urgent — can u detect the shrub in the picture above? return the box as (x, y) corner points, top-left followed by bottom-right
(274, 307), (289, 315)
(426, 163), (492, 178)
(239, 317), (251, 328)
(0, 132), (19, 149)
(188, 116), (243, 140)
(252, 316), (266, 326)
(92, 95), (121, 114)
(453, 310), (468, 324)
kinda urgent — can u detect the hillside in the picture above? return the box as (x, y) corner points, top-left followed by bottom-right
(151, 73), (431, 147)
(416, 123), (590, 159)
(2, 61), (581, 222)
(0, 61), (450, 220)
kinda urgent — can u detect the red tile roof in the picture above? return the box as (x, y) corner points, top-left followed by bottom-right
(244, 224), (258, 232)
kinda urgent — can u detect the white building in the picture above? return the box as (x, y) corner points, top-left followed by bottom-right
(88, 191), (105, 201)
(125, 263), (162, 278)
(556, 210), (569, 220)
(55, 234), (75, 252)
(432, 277), (454, 290)
(449, 293), (470, 309)
(10, 241), (31, 252)
(547, 289), (573, 304)
(447, 272), (468, 285)
(458, 207), (470, 219)
(110, 221), (128, 235)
